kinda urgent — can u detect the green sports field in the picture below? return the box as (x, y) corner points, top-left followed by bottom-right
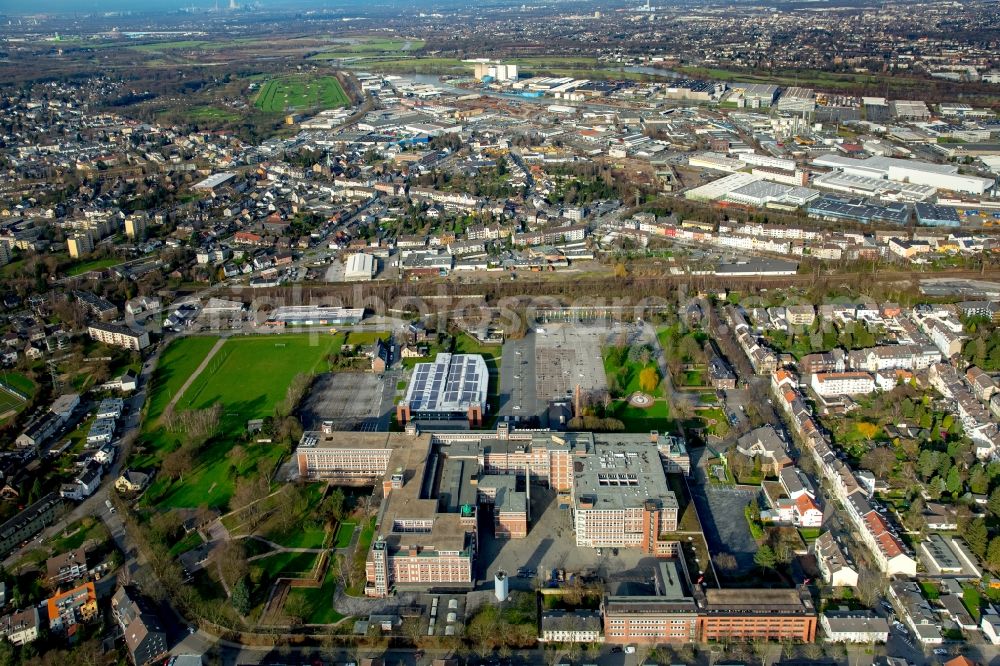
(254, 76), (350, 113)
(179, 333), (342, 430)
(144, 336), (218, 427)
(0, 392), (23, 417)
(139, 333), (343, 509)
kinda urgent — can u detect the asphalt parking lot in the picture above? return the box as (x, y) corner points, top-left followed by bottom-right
(299, 371), (393, 430)
(689, 481), (760, 576)
(533, 324), (608, 401)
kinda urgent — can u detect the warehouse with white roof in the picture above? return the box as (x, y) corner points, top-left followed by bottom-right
(345, 253), (377, 281)
(812, 155), (994, 195)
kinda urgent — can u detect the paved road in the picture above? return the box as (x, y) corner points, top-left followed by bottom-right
(3, 345), (157, 570)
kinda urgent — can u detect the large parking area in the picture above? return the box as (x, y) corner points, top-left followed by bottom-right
(497, 334), (539, 421)
(477, 485), (652, 592)
(299, 372), (394, 431)
(689, 482), (760, 576)
(533, 324), (608, 401)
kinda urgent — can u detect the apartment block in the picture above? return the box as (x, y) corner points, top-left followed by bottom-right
(87, 322), (150, 351)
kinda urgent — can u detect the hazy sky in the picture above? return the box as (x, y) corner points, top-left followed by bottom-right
(0, 0), (360, 13)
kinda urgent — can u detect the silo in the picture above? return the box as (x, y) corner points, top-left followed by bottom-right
(494, 571), (509, 602)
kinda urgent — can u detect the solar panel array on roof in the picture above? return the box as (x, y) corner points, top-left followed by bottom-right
(404, 353), (489, 414)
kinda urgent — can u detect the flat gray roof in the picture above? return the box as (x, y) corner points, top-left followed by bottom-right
(573, 438), (678, 512)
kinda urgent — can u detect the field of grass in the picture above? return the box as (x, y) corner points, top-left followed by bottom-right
(344, 330), (388, 346)
(254, 76), (349, 113)
(179, 333), (341, 431)
(0, 372), (34, 397)
(697, 407), (730, 438)
(144, 336), (219, 429)
(146, 438), (285, 510)
(346, 517), (377, 596)
(188, 105), (241, 122)
(284, 568), (344, 624)
(66, 256), (120, 276)
(310, 36), (425, 60)
(677, 64), (936, 94)
(128, 40), (212, 52)
(50, 518), (109, 554)
(169, 530), (205, 558)
(609, 399), (670, 433)
(139, 334), (342, 509)
(258, 486), (329, 549)
(342, 57), (467, 74)
(0, 392), (23, 417)
(253, 551), (318, 580)
(334, 521), (356, 549)
(963, 584), (983, 621)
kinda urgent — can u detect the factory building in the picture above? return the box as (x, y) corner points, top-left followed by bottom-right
(473, 61), (519, 82)
(396, 353), (489, 427)
(812, 154), (994, 196)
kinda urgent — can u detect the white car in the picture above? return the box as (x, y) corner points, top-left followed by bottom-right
(933, 649), (948, 656)
(624, 646), (636, 655)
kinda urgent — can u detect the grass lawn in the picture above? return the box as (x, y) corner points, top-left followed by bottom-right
(253, 551), (318, 580)
(169, 530), (204, 558)
(144, 336), (219, 430)
(963, 584), (983, 621)
(188, 105), (240, 122)
(920, 581), (940, 600)
(342, 57), (466, 74)
(334, 521), (356, 549)
(145, 438), (285, 510)
(344, 330), (388, 346)
(347, 517), (377, 596)
(284, 568), (344, 624)
(609, 399), (670, 433)
(311, 36), (425, 60)
(50, 518), (109, 553)
(0, 392), (23, 418)
(259, 486), (330, 549)
(681, 370), (705, 387)
(255, 75), (349, 113)
(66, 256), (120, 276)
(697, 407), (730, 438)
(180, 333), (342, 431)
(798, 527), (822, 541)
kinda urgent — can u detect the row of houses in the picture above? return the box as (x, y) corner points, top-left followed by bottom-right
(770, 369), (918, 577)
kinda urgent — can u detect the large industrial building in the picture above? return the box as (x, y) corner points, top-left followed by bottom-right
(694, 587), (818, 642)
(344, 253), (377, 281)
(292, 423), (818, 642)
(472, 61), (519, 82)
(293, 425), (691, 596)
(263, 305), (365, 326)
(603, 560), (698, 645)
(572, 437), (679, 553)
(806, 195), (911, 225)
(811, 154), (995, 196)
(396, 353), (489, 427)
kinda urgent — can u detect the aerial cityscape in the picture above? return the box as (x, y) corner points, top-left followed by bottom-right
(1, 1), (1000, 665)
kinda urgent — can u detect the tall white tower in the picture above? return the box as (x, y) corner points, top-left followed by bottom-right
(494, 571), (509, 602)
